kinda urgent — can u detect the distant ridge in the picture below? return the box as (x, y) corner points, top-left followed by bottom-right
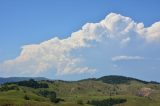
(0, 75), (159, 85)
(0, 77), (48, 84)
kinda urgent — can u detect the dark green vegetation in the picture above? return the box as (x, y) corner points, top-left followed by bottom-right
(15, 79), (49, 88)
(97, 75), (160, 84)
(88, 98), (127, 106)
(0, 75), (160, 106)
(0, 77), (48, 84)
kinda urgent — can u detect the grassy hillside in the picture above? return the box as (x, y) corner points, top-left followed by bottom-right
(0, 76), (160, 106)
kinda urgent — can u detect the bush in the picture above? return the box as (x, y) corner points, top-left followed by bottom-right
(77, 100), (83, 105)
(49, 92), (57, 103)
(24, 94), (30, 100)
(38, 90), (63, 103)
(39, 90), (56, 98)
(87, 98), (127, 106)
(0, 85), (19, 92)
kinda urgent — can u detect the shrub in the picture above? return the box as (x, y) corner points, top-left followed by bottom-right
(77, 100), (83, 105)
(49, 92), (57, 103)
(38, 90), (63, 103)
(88, 98), (127, 106)
(24, 94), (30, 100)
(38, 90), (56, 98)
(0, 85), (19, 91)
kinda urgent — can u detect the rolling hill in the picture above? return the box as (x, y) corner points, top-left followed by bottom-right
(0, 75), (160, 106)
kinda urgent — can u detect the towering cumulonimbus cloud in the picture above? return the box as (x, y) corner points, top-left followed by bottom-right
(0, 13), (160, 76)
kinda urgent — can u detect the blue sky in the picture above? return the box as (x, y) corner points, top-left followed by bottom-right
(0, 0), (160, 81)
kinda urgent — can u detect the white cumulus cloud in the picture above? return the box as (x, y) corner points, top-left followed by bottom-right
(0, 13), (160, 76)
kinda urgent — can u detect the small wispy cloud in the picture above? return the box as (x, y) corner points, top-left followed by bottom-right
(112, 55), (144, 62)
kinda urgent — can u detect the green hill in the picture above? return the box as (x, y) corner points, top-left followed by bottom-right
(0, 75), (160, 106)
(97, 75), (148, 84)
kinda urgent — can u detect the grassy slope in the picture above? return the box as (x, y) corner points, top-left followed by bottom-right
(0, 79), (160, 106)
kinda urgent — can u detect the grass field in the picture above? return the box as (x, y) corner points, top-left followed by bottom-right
(0, 76), (160, 106)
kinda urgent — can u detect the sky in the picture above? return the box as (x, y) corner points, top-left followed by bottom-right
(0, 0), (160, 81)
